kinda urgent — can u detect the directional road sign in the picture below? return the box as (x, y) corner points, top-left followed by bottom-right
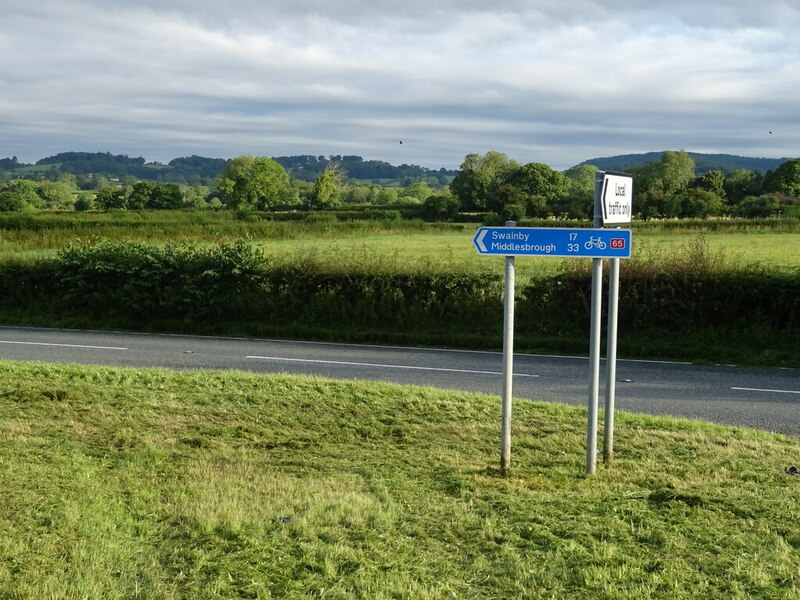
(472, 227), (632, 258)
(601, 172), (633, 225)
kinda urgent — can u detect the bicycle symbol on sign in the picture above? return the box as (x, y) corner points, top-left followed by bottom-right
(584, 236), (607, 250)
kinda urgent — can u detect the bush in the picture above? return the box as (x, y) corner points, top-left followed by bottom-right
(55, 239), (268, 322)
(260, 267), (503, 333)
(73, 193), (94, 211)
(482, 212), (505, 226)
(501, 203), (526, 222)
(423, 193), (460, 221)
(0, 239), (504, 336)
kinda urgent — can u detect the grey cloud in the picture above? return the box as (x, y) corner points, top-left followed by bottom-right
(0, 0), (798, 169)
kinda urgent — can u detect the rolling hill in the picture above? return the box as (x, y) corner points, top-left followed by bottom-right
(577, 152), (791, 175)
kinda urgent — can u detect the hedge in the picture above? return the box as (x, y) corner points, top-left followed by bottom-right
(0, 239), (797, 350)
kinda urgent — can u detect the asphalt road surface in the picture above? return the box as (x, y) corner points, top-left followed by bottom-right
(1, 326), (798, 437)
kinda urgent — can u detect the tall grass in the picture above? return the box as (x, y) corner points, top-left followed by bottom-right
(0, 211), (463, 254)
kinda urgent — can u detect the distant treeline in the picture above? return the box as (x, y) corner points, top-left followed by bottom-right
(1, 152), (457, 185)
(29, 152), (228, 184)
(272, 155), (455, 183)
(582, 152), (789, 176)
(3, 149), (792, 185)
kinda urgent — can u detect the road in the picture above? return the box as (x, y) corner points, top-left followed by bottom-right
(1, 326), (799, 437)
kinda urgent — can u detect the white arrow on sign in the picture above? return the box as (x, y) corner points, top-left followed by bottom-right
(475, 228), (488, 252)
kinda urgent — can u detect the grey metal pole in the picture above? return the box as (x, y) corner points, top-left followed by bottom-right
(500, 221), (516, 475)
(603, 257), (620, 466)
(586, 257), (603, 475)
(586, 173), (605, 475)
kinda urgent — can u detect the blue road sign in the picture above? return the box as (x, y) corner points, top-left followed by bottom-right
(472, 227), (632, 258)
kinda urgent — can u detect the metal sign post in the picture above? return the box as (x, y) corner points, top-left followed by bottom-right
(500, 235), (515, 475)
(586, 171), (605, 475)
(603, 256), (621, 465)
(472, 175), (632, 476)
(586, 255), (604, 475)
(598, 171), (633, 470)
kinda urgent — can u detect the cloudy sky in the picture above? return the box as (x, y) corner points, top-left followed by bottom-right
(1, 0), (798, 170)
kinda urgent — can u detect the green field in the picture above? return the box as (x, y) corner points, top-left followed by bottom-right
(254, 228), (800, 280)
(1, 214), (799, 281)
(1, 360), (799, 599)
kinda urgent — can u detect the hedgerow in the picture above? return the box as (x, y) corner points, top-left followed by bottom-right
(0, 237), (797, 364)
(0, 239), (504, 334)
(519, 236), (800, 335)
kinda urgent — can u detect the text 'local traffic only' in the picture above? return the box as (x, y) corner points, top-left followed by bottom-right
(472, 227), (632, 258)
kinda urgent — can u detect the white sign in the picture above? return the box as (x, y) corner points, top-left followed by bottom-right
(601, 173), (633, 224)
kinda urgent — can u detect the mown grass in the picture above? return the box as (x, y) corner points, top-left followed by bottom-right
(1, 360), (799, 599)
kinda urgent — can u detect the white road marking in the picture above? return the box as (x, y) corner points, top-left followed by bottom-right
(0, 340), (128, 350)
(0, 326), (701, 366)
(732, 387), (800, 395)
(247, 355), (540, 377)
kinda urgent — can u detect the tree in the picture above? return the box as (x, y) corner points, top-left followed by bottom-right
(94, 186), (126, 210)
(563, 164), (598, 190)
(91, 175), (111, 191)
(403, 182), (434, 202)
(555, 164), (598, 218)
(678, 188), (725, 218)
(763, 158), (800, 197)
(0, 180), (41, 211)
(450, 152), (519, 210)
(498, 162), (568, 216)
(0, 156), (20, 170)
(216, 156), (293, 211)
(659, 150), (696, 193)
(307, 162), (346, 210)
(342, 185), (371, 204)
(632, 150), (695, 196)
(183, 185), (211, 209)
(636, 189), (680, 219)
(735, 194), (786, 218)
(501, 203), (526, 222)
(36, 181), (74, 209)
(74, 192), (94, 211)
(423, 190), (460, 220)
(489, 181), (528, 220)
(56, 172), (78, 188)
(149, 183), (183, 209)
(691, 170), (725, 199)
(127, 181), (158, 210)
(368, 186), (398, 205)
(724, 169), (762, 205)
(0, 189), (26, 211)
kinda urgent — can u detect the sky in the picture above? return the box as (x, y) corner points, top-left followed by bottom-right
(1, 0), (798, 171)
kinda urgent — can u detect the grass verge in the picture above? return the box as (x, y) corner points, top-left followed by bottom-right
(1, 360), (799, 599)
